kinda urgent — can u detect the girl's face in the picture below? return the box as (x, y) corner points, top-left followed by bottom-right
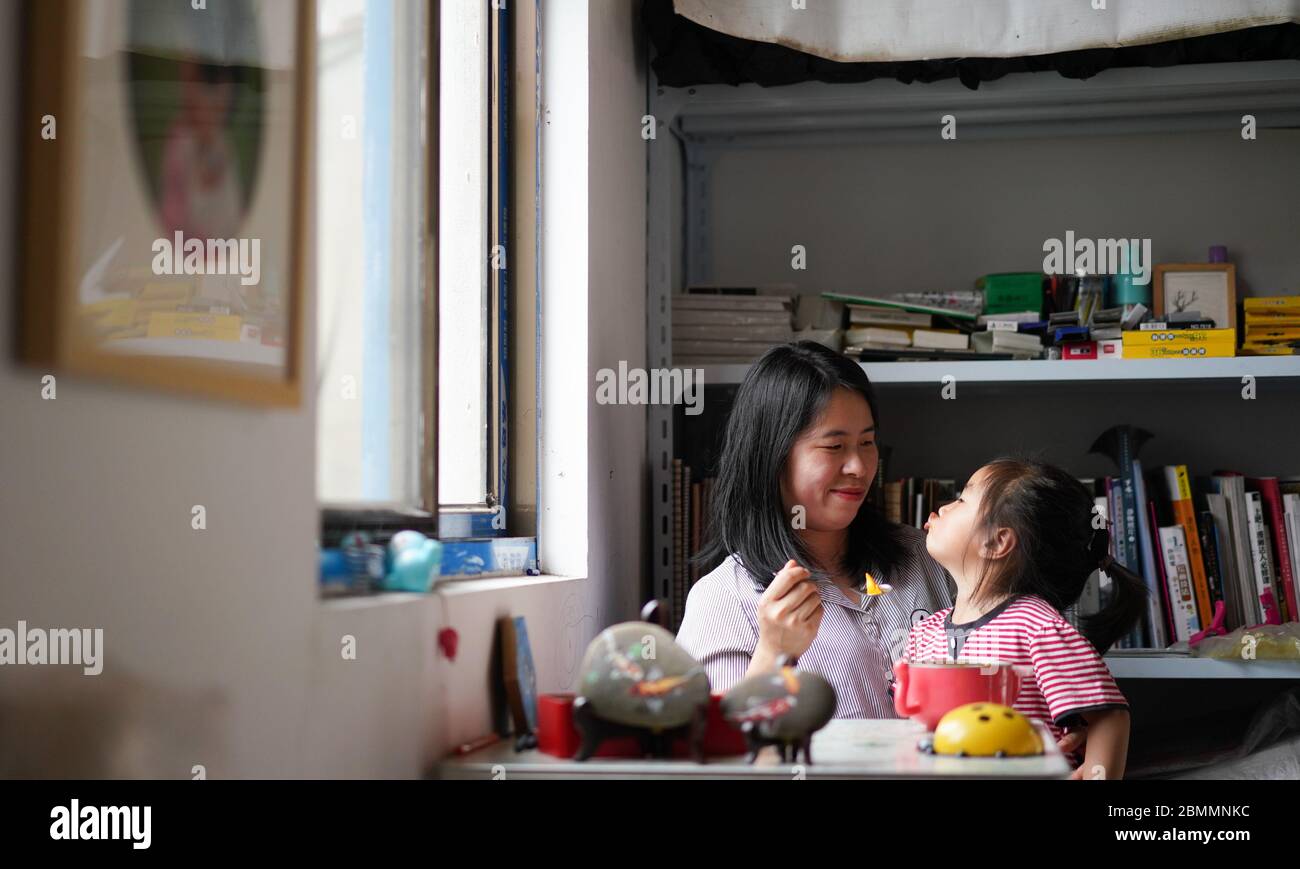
(923, 466), (990, 575)
(779, 387), (878, 533)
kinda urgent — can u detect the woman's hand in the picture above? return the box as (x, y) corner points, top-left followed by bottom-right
(753, 560), (823, 665)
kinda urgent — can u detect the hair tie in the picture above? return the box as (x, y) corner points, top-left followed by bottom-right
(1087, 519), (1113, 569)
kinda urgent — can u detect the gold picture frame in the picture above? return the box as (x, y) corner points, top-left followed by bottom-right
(18, 0), (313, 405)
(1152, 263), (1237, 331)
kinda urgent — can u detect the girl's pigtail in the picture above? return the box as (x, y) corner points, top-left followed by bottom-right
(1081, 525), (1149, 655)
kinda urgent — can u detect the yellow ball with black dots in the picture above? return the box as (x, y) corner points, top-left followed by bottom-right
(931, 703), (1044, 757)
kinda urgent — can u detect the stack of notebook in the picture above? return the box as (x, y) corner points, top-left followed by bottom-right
(672, 288), (794, 364)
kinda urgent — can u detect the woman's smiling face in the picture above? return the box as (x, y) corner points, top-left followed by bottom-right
(779, 387), (877, 533)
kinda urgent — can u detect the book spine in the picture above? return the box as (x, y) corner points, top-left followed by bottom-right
(1117, 442), (1138, 573)
(1197, 510), (1225, 612)
(885, 481), (902, 525)
(691, 481), (702, 589)
(1133, 465), (1164, 647)
(1286, 496), (1300, 605)
(1254, 479), (1297, 623)
(1133, 465), (1166, 648)
(1150, 501), (1175, 644)
(1221, 479), (1261, 626)
(672, 459), (684, 631)
(1105, 477), (1124, 643)
(1158, 527), (1198, 643)
(1245, 492), (1282, 624)
(701, 477), (713, 570)
(870, 448), (887, 511)
(1206, 493), (1244, 630)
(1105, 477), (1119, 571)
(1166, 466), (1210, 629)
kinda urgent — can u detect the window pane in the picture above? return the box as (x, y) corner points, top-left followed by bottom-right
(437, 0), (490, 506)
(316, 0), (428, 506)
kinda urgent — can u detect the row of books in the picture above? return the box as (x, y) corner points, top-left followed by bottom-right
(673, 287), (1299, 366)
(866, 465), (1300, 650)
(873, 477), (956, 528)
(670, 459), (717, 631)
(1089, 426), (1299, 647)
(669, 458), (1299, 650)
(830, 291), (1021, 361)
(1098, 466), (1300, 648)
(835, 288), (1300, 363)
(843, 303), (975, 354)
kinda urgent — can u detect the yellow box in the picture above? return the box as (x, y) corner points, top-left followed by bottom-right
(1123, 328), (1235, 347)
(1243, 296), (1300, 312)
(1121, 343), (1236, 359)
(1240, 345), (1298, 356)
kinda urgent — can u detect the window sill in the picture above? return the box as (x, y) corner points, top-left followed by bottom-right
(319, 573), (584, 611)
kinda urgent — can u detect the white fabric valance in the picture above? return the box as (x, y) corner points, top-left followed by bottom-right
(673, 0), (1300, 63)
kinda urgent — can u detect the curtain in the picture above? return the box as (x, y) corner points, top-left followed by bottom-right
(672, 0), (1300, 63)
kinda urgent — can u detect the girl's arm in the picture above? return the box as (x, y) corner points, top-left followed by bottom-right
(1070, 708), (1130, 780)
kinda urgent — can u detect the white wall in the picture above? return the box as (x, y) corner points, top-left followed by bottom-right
(0, 0), (647, 778)
(587, 0), (649, 625)
(703, 131), (1300, 297)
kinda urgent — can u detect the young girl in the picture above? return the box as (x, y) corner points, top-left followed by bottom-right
(904, 458), (1147, 778)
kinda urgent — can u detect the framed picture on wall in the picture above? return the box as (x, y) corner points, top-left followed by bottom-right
(18, 0), (313, 405)
(1153, 263), (1237, 331)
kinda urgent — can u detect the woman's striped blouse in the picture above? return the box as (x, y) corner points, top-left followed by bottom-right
(675, 524), (955, 719)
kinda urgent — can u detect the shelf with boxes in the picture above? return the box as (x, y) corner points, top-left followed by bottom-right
(695, 356), (1300, 388)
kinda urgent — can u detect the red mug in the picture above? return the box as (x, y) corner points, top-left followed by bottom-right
(893, 659), (1023, 731)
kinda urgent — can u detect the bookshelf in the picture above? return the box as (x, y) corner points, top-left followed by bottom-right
(697, 357), (1300, 388)
(1105, 655), (1300, 680)
(646, 59), (1300, 678)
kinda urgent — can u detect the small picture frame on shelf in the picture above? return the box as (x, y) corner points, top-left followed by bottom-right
(1152, 264), (1237, 330)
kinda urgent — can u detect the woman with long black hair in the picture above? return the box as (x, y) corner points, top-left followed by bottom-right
(676, 341), (954, 718)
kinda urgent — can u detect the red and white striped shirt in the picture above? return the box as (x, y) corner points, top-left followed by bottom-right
(904, 594), (1127, 745)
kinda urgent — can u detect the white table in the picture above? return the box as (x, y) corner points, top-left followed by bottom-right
(437, 718), (1072, 780)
